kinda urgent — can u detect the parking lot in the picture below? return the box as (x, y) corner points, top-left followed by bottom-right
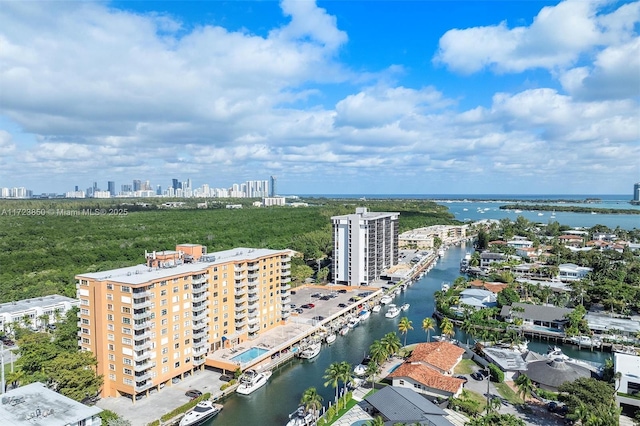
(288, 284), (380, 325)
(96, 367), (229, 425)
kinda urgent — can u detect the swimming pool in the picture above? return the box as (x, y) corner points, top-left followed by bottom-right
(230, 347), (269, 364)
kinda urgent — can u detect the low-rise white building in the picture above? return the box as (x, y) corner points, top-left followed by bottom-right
(0, 382), (102, 426)
(0, 295), (79, 332)
(614, 352), (640, 413)
(558, 263), (592, 281)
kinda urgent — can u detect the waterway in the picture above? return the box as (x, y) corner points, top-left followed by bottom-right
(205, 243), (609, 425)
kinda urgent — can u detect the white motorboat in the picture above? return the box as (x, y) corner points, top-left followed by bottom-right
(394, 287), (401, 295)
(286, 406), (316, 426)
(236, 369), (272, 395)
(546, 345), (570, 360)
(325, 333), (337, 344)
(385, 304), (401, 319)
(400, 303), (410, 311)
(441, 282), (450, 292)
(353, 356), (371, 376)
(298, 341), (322, 359)
(570, 336), (600, 348)
(347, 316), (360, 329)
(339, 325), (349, 336)
(359, 309), (371, 321)
(380, 295), (393, 305)
(179, 401), (223, 426)
(372, 305), (381, 313)
(438, 249), (445, 257)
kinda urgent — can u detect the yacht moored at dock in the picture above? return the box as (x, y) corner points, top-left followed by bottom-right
(179, 401), (223, 426)
(325, 333), (337, 345)
(380, 295), (393, 305)
(400, 303), (410, 311)
(236, 369), (272, 395)
(297, 341), (322, 359)
(385, 304), (401, 319)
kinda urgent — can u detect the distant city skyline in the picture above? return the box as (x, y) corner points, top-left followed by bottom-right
(0, 1), (638, 194)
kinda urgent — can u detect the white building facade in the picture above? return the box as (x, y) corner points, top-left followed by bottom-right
(331, 207), (399, 286)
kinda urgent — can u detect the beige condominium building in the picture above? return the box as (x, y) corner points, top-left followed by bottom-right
(76, 244), (292, 399)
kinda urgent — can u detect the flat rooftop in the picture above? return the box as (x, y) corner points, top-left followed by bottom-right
(0, 382), (102, 426)
(0, 295), (78, 315)
(76, 247), (290, 285)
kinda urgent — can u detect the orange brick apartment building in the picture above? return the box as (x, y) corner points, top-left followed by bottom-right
(76, 244), (292, 399)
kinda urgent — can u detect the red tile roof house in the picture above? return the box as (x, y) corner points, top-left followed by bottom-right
(558, 235), (584, 247)
(388, 342), (466, 399)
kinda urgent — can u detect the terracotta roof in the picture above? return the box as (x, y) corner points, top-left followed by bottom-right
(468, 280), (508, 293)
(388, 363), (464, 394)
(408, 342), (465, 372)
(489, 240), (507, 245)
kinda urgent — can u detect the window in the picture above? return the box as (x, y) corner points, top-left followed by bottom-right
(107, 304), (113, 311)
(161, 280), (167, 286)
(81, 328), (90, 334)
(161, 309), (167, 316)
(161, 318), (168, 325)
(161, 289), (167, 296)
(82, 318), (90, 325)
(184, 284), (189, 290)
(123, 358), (132, 366)
(122, 306), (131, 314)
(82, 338), (90, 344)
(175, 361), (180, 368)
(173, 334), (179, 341)
(184, 339), (190, 345)
(162, 347), (168, 355)
(108, 344), (115, 351)
(121, 286), (130, 293)
(123, 378), (133, 386)
(108, 354), (115, 361)
(174, 343), (180, 349)
(109, 364), (116, 371)
(80, 299), (89, 306)
(173, 286), (179, 293)
(173, 315), (179, 321)
(122, 317), (131, 325)
(162, 357), (168, 364)
(161, 328), (168, 335)
(109, 374), (116, 381)
(122, 327), (131, 335)
(107, 334), (114, 341)
(161, 299), (167, 306)
(106, 294), (113, 301)
(122, 337), (132, 345)
(81, 309), (89, 316)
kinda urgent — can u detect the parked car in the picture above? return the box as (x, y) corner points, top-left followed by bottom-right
(185, 389), (203, 399)
(338, 303), (348, 308)
(338, 289), (347, 294)
(320, 295), (331, 300)
(301, 304), (310, 309)
(547, 401), (558, 412)
(219, 374), (233, 382)
(307, 303), (315, 308)
(454, 375), (468, 383)
(311, 293), (322, 298)
(295, 308), (304, 314)
(290, 290), (297, 295)
(471, 371), (484, 381)
(312, 316), (325, 321)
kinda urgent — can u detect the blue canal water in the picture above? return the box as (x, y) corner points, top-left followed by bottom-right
(204, 243), (610, 425)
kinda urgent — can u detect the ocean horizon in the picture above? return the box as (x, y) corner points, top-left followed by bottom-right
(295, 194), (633, 202)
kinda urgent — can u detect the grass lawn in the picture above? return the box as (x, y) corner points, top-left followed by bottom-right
(454, 359), (477, 375)
(495, 382), (524, 405)
(318, 397), (362, 426)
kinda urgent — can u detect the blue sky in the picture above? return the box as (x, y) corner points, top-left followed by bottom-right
(0, 0), (638, 195)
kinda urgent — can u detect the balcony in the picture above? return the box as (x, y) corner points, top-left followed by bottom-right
(234, 272), (246, 280)
(281, 277), (291, 284)
(193, 357), (206, 366)
(192, 283), (208, 293)
(280, 296), (291, 305)
(280, 283), (291, 291)
(235, 289), (247, 297)
(133, 321), (149, 331)
(235, 318), (247, 327)
(133, 299), (152, 309)
(282, 311), (291, 318)
(133, 311), (151, 321)
(193, 346), (207, 356)
(132, 289), (152, 299)
(247, 295), (259, 303)
(135, 380), (153, 391)
(247, 272), (259, 280)
(247, 299), (258, 306)
(281, 270), (291, 277)
(248, 323), (259, 332)
(192, 310), (207, 321)
(247, 264), (259, 273)
(133, 351), (151, 362)
(193, 328), (208, 339)
(192, 293), (208, 303)
(134, 340), (152, 351)
(234, 296), (247, 306)
(235, 310), (247, 319)
(192, 301), (209, 312)
(192, 339), (207, 349)
(134, 330), (152, 340)
(248, 317), (259, 325)
(192, 275), (208, 285)
(134, 361), (153, 372)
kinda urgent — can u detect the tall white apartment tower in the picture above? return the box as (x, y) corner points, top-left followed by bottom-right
(331, 207), (399, 286)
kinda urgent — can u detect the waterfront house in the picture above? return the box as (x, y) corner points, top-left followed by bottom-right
(614, 352), (640, 414)
(480, 252), (506, 270)
(558, 235), (584, 247)
(558, 263), (592, 281)
(362, 386), (456, 426)
(500, 303), (572, 332)
(585, 313), (640, 342)
(507, 237), (533, 249)
(387, 342), (466, 399)
(482, 347), (528, 381)
(525, 358), (592, 391)
(467, 279), (508, 294)
(458, 289), (497, 310)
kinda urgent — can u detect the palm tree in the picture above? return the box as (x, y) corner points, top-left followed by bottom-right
(422, 317), (435, 342)
(300, 387), (323, 415)
(38, 314), (49, 331)
(364, 361), (381, 390)
(514, 374), (533, 404)
(398, 317), (413, 347)
(381, 332), (401, 358)
(440, 317), (455, 340)
(21, 315), (32, 330)
(338, 361), (353, 408)
(323, 362), (342, 408)
(369, 339), (388, 365)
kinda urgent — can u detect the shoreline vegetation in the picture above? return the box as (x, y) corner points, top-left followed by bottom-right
(0, 198), (458, 304)
(499, 204), (640, 215)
